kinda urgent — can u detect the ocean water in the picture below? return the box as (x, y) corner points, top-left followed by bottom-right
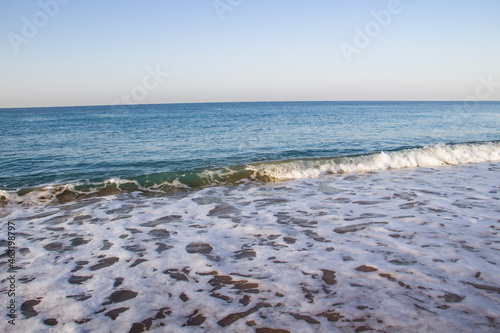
(1, 101), (500, 332)
(1, 101), (499, 203)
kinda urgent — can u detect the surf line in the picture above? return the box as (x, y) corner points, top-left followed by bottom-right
(6, 220), (17, 326)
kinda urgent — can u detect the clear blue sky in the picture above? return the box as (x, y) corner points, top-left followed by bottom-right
(1, 0), (499, 108)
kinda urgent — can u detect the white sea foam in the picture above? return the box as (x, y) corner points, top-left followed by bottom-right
(1, 162), (499, 332)
(252, 141), (500, 180)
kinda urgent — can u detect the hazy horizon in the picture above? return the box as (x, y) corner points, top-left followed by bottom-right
(2, 100), (500, 111)
(1, 0), (499, 108)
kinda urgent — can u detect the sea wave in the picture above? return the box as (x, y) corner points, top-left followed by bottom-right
(1, 141), (499, 206)
(251, 141), (500, 179)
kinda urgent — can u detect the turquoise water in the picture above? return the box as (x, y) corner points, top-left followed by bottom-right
(0, 101), (499, 199)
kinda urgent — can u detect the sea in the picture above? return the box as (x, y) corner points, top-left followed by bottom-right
(0, 101), (499, 332)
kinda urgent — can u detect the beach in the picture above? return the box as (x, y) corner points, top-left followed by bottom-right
(2, 0), (500, 330)
(2, 161), (499, 332)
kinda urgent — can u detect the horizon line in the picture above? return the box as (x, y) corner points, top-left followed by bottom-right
(1, 100), (499, 110)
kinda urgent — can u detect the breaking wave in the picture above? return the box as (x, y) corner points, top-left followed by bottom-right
(1, 141), (499, 206)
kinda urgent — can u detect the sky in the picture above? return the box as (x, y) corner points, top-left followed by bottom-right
(0, 0), (499, 108)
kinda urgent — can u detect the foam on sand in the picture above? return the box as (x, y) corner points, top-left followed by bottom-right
(1, 162), (499, 332)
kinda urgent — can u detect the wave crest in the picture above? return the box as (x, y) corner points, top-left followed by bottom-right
(252, 141), (500, 180)
(1, 141), (498, 206)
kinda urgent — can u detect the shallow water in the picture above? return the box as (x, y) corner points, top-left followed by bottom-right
(2, 162), (499, 332)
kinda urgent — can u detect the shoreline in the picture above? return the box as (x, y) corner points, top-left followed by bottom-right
(1, 162), (499, 332)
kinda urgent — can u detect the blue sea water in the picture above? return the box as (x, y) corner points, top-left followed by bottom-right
(0, 101), (499, 202)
